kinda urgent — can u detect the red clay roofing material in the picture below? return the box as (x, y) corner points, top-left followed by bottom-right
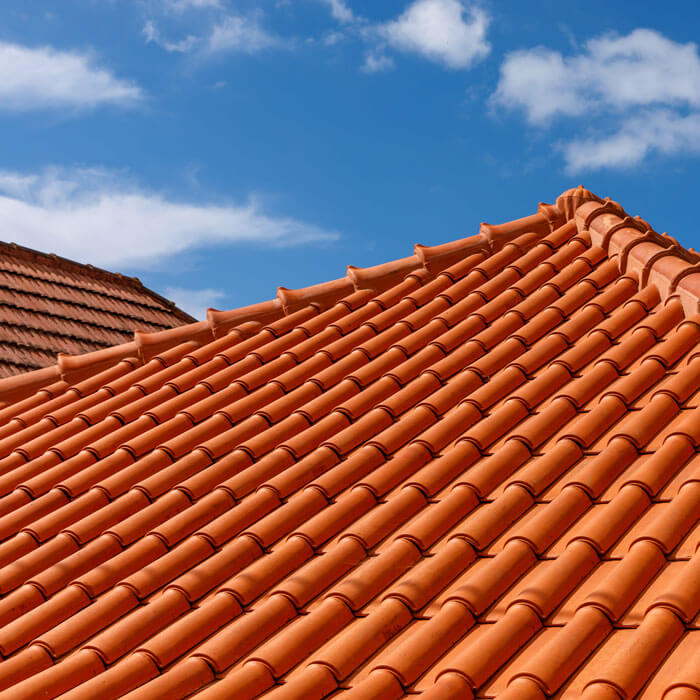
(0, 186), (697, 699)
(0, 241), (195, 379)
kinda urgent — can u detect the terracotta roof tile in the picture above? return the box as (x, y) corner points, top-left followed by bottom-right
(0, 186), (697, 697)
(0, 241), (194, 380)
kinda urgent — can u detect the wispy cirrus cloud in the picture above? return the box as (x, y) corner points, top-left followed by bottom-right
(207, 14), (292, 53)
(319, 0), (356, 24)
(0, 166), (338, 269)
(160, 0), (222, 11)
(142, 20), (199, 53)
(493, 28), (700, 172)
(0, 41), (142, 111)
(143, 1), (291, 56)
(361, 51), (395, 73)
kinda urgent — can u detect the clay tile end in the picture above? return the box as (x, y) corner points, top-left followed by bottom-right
(555, 185), (603, 220)
(57, 342), (139, 381)
(346, 256), (422, 292)
(414, 235), (488, 272)
(207, 299), (283, 337)
(276, 277), (354, 314)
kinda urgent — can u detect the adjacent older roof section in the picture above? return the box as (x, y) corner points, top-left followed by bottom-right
(0, 241), (195, 378)
(0, 187), (697, 699)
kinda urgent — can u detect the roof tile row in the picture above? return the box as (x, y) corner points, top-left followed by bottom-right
(0, 187), (696, 698)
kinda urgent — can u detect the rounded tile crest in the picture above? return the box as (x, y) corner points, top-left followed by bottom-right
(556, 185), (604, 220)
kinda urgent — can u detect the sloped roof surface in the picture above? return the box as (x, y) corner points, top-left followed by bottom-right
(0, 241), (195, 377)
(0, 187), (697, 699)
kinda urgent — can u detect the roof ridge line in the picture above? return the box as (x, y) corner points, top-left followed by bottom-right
(196, 197), (567, 331)
(567, 187), (700, 317)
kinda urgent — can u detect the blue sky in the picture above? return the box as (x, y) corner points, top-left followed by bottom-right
(1, 0), (699, 318)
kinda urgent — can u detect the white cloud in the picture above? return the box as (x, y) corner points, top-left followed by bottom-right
(318, 0), (490, 72)
(0, 166), (338, 269)
(380, 0), (490, 69)
(143, 20), (199, 52)
(493, 28), (700, 171)
(145, 11), (290, 55)
(362, 52), (395, 73)
(162, 0), (222, 11)
(0, 41), (142, 111)
(493, 48), (580, 124)
(164, 286), (227, 319)
(322, 30), (345, 47)
(564, 110), (700, 172)
(0, 172), (38, 199)
(320, 0), (356, 23)
(143, 20), (158, 43)
(494, 29), (700, 124)
(208, 14), (290, 53)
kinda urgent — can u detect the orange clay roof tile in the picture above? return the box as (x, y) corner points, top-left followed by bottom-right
(0, 187), (696, 697)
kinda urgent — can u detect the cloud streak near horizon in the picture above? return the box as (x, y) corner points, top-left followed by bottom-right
(0, 167), (338, 269)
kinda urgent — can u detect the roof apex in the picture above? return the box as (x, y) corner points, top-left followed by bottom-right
(555, 184), (604, 220)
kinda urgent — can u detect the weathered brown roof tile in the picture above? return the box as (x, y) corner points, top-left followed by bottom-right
(0, 241), (194, 379)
